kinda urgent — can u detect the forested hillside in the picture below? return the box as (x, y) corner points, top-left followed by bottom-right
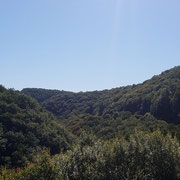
(0, 86), (73, 167)
(1, 66), (180, 179)
(22, 66), (180, 124)
(22, 66), (180, 137)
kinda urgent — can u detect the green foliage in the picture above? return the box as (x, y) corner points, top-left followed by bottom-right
(21, 88), (60, 103)
(22, 66), (180, 133)
(1, 66), (180, 179)
(0, 151), (60, 180)
(0, 87), (73, 167)
(54, 130), (180, 180)
(20, 151), (60, 180)
(1, 131), (180, 179)
(0, 168), (22, 180)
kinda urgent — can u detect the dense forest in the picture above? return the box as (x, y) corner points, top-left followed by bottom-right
(0, 86), (73, 167)
(1, 66), (180, 179)
(22, 66), (180, 137)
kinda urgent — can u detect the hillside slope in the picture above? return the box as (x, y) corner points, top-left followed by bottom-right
(22, 66), (180, 125)
(0, 86), (73, 167)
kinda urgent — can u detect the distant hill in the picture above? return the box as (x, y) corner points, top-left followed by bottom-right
(0, 86), (73, 167)
(22, 66), (180, 125)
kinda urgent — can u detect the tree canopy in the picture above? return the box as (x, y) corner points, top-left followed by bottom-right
(0, 86), (73, 167)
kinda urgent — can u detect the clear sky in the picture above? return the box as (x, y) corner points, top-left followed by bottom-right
(0, 0), (180, 92)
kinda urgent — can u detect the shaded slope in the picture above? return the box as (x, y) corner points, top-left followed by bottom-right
(0, 86), (73, 167)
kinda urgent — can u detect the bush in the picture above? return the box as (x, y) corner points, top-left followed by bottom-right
(54, 130), (180, 180)
(20, 151), (60, 180)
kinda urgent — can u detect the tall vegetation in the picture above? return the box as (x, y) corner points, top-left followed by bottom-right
(1, 66), (180, 179)
(1, 131), (180, 179)
(22, 66), (180, 125)
(0, 86), (73, 167)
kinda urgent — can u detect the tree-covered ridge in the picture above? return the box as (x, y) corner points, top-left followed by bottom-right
(21, 88), (61, 103)
(106, 66), (180, 123)
(0, 86), (73, 167)
(22, 88), (104, 118)
(1, 66), (180, 179)
(22, 66), (180, 125)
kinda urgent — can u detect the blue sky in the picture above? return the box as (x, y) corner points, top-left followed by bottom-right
(0, 0), (180, 92)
